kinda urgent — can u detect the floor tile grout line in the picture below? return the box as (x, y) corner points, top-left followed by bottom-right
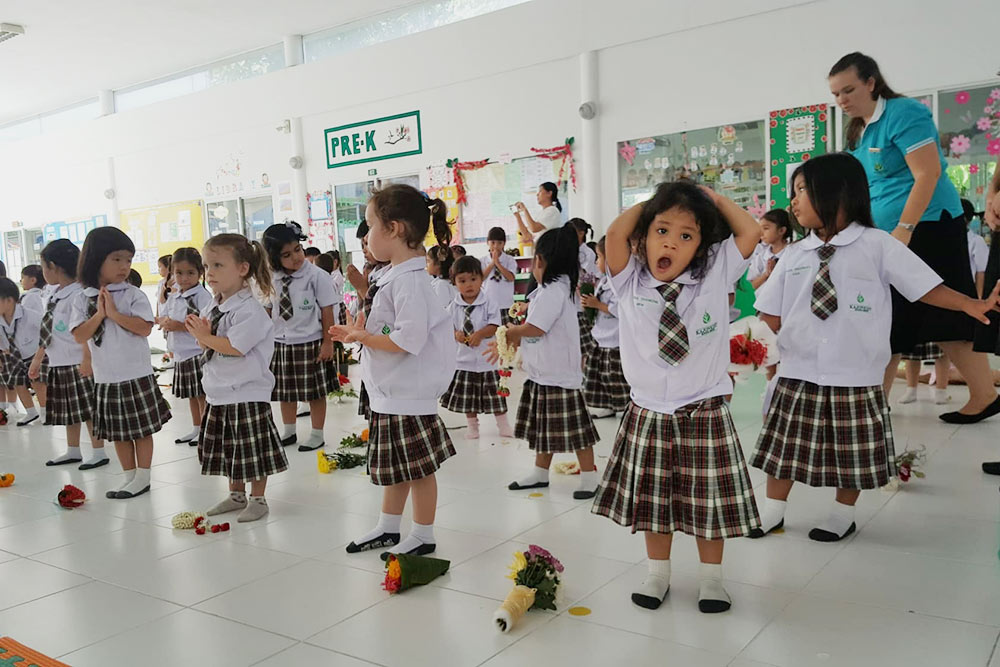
(985, 628), (1000, 667)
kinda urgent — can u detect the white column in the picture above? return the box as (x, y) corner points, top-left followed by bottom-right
(106, 157), (120, 228)
(578, 50), (601, 230)
(289, 116), (308, 227)
(283, 35), (304, 67)
(98, 89), (114, 116)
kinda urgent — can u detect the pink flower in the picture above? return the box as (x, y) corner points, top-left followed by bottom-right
(978, 117), (993, 131)
(991, 88), (1000, 101)
(988, 138), (1000, 156)
(955, 91), (970, 105)
(970, 164), (980, 174)
(950, 134), (971, 155)
(919, 98), (932, 110)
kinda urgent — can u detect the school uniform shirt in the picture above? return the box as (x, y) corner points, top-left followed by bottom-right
(200, 289), (276, 405)
(164, 284), (214, 362)
(41, 283), (85, 367)
(968, 230), (989, 278)
(747, 245), (786, 281)
(362, 256), (458, 415)
(531, 206), (563, 242)
(449, 292), (501, 372)
(589, 275), (620, 349)
(579, 244), (599, 280)
(611, 237), (750, 414)
(480, 253), (518, 309)
(330, 269), (345, 305)
(270, 260), (336, 344)
(430, 276), (458, 312)
(0, 304), (41, 360)
(521, 276), (583, 390)
(849, 96), (962, 231)
(755, 223), (941, 387)
(69, 283), (155, 384)
(20, 287), (45, 314)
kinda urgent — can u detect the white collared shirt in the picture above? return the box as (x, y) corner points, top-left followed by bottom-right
(448, 291), (501, 372)
(968, 230), (988, 277)
(164, 284), (214, 362)
(362, 256), (458, 415)
(201, 289), (275, 405)
(430, 276), (458, 312)
(0, 304), (41, 361)
(480, 253), (518, 309)
(611, 237), (750, 414)
(330, 269), (345, 305)
(41, 282), (85, 367)
(270, 260), (336, 344)
(531, 206), (562, 242)
(20, 287), (45, 314)
(747, 245), (787, 281)
(590, 275), (620, 349)
(521, 275), (582, 389)
(755, 223), (942, 387)
(69, 282), (154, 383)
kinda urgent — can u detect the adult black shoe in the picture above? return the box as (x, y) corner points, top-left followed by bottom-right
(939, 395), (1000, 424)
(508, 480), (548, 491)
(808, 522), (856, 543)
(981, 461), (1000, 476)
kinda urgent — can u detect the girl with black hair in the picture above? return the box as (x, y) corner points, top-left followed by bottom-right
(327, 250), (347, 325)
(261, 221), (339, 453)
(330, 184), (458, 558)
(514, 181), (563, 247)
(580, 236), (630, 418)
(569, 218), (599, 361)
(425, 244), (457, 309)
(155, 254), (173, 317)
(751, 154), (999, 544)
(32, 240), (106, 469)
(488, 225), (601, 501)
(158, 247), (213, 445)
(0, 277), (45, 427)
(748, 209), (793, 290)
(480, 227), (517, 325)
(592, 179), (762, 615)
(71, 227), (172, 500)
(19, 265), (47, 314)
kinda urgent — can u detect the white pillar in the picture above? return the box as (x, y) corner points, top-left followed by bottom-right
(289, 116), (308, 227)
(578, 51), (601, 230)
(283, 35), (304, 67)
(98, 89), (114, 116)
(106, 157), (120, 228)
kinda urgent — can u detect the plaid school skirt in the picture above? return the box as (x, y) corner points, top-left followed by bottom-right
(270, 340), (339, 402)
(2, 355), (30, 388)
(440, 370), (508, 415)
(592, 397), (760, 539)
(751, 378), (895, 489)
(900, 341), (943, 361)
(578, 312), (598, 361)
(171, 355), (205, 399)
(358, 381), (371, 421)
(336, 303), (348, 325)
(368, 412), (456, 486)
(583, 346), (630, 412)
(200, 402), (289, 482)
(45, 365), (96, 425)
(93, 375), (172, 441)
(515, 380), (599, 453)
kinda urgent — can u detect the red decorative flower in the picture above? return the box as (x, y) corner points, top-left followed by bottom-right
(820, 103), (828, 111)
(770, 176), (780, 185)
(955, 91), (970, 105)
(770, 120), (778, 128)
(809, 105), (817, 112)
(771, 160), (778, 166)
(819, 113), (827, 122)
(770, 199), (776, 206)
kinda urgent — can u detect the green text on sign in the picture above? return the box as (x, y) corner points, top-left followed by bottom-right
(324, 111), (422, 169)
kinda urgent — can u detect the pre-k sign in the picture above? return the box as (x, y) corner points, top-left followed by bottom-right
(324, 111), (422, 169)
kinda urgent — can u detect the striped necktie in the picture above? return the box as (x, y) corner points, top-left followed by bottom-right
(202, 308), (225, 362)
(655, 283), (688, 365)
(185, 296), (200, 317)
(278, 276), (294, 321)
(87, 295), (105, 347)
(811, 245), (838, 320)
(463, 305), (475, 339)
(39, 298), (57, 348)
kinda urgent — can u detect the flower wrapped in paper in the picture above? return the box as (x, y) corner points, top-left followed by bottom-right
(494, 544), (564, 633)
(729, 316), (779, 381)
(579, 281), (597, 324)
(382, 553), (451, 593)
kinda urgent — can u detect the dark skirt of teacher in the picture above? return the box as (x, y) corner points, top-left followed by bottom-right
(837, 65), (971, 353)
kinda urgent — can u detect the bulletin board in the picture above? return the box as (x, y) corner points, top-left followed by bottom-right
(120, 200), (205, 284)
(43, 215), (109, 248)
(767, 104), (831, 209)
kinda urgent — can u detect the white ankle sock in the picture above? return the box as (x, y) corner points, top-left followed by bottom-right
(281, 423), (296, 439)
(816, 500), (856, 537)
(899, 387), (918, 404)
(495, 413), (513, 437)
(305, 428), (324, 445)
(577, 469), (599, 493)
(465, 416), (480, 440)
(115, 468), (137, 492)
(38, 406), (46, 421)
(20, 407), (38, 422)
(759, 498), (787, 533)
(121, 467), (151, 495)
(633, 558), (671, 605)
(82, 449), (108, 465)
(934, 387), (951, 404)
(354, 512), (403, 545)
(50, 446), (82, 463)
(698, 563), (731, 612)
(514, 466), (549, 488)
(396, 522), (435, 554)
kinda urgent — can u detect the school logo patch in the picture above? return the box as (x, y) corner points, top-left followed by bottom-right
(54, 321), (68, 333)
(381, 325), (391, 334)
(702, 311), (711, 324)
(695, 311), (717, 337)
(850, 293), (872, 313)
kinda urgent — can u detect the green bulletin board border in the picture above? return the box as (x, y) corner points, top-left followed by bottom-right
(768, 104), (830, 209)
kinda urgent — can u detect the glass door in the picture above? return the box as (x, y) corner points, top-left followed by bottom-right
(334, 181), (375, 283)
(242, 196), (274, 242)
(206, 200), (242, 238)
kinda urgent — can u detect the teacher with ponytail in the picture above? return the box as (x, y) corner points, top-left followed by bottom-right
(829, 51), (1000, 423)
(514, 182), (563, 246)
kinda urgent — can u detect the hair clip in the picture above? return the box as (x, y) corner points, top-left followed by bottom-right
(420, 191), (431, 202)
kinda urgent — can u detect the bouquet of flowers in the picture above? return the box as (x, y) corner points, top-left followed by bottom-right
(56, 484), (86, 509)
(729, 316), (779, 380)
(895, 445), (927, 482)
(382, 553), (451, 594)
(317, 450), (366, 473)
(339, 430), (368, 449)
(494, 545), (564, 633)
(579, 281), (597, 324)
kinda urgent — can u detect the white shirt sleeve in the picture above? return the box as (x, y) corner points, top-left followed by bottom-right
(526, 282), (564, 333)
(129, 287), (155, 323)
(972, 236), (989, 274)
(753, 252), (788, 316)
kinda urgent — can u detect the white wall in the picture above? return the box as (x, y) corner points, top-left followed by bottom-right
(1, 0), (998, 238)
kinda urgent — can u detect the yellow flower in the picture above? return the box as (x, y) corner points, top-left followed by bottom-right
(506, 551), (527, 580)
(387, 559), (401, 580)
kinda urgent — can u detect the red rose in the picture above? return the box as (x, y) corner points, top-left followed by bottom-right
(899, 464), (911, 482)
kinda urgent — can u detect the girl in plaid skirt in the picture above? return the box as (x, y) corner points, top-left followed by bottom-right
(480, 227), (518, 326)
(427, 244), (458, 310)
(186, 234), (288, 523)
(262, 222), (339, 452)
(440, 255), (513, 439)
(751, 154), (998, 543)
(487, 225), (601, 501)
(158, 248), (213, 445)
(346, 224), (390, 425)
(330, 185), (457, 558)
(0, 279), (45, 427)
(71, 227), (172, 500)
(591, 181), (763, 614)
(31, 241), (106, 469)
(571, 218), (600, 361)
(328, 250), (347, 325)
(579, 235), (630, 418)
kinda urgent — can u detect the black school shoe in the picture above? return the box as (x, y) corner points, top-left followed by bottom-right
(747, 519), (784, 539)
(508, 480), (549, 491)
(281, 434), (297, 447)
(297, 441), (324, 452)
(115, 485), (150, 499)
(939, 395), (1000, 424)
(982, 461), (1000, 475)
(17, 414), (39, 427)
(698, 598), (732, 614)
(46, 457), (82, 467)
(78, 458), (109, 471)
(345, 532), (400, 554)
(808, 522), (856, 543)
(631, 588), (669, 610)
(380, 542), (436, 561)
(573, 489), (597, 500)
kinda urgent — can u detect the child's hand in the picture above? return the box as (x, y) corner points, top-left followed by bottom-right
(580, 294), (600, 309)
(483, 340), (500, 365)
(79, 359), (93, 378)
(964, 283), (1000, 324)
(28, 359), (41, 381)
(185, 314), (211, 341)
(318, 339), (335, 362)
(766, 257), (778, 276)
(329, 311), (367, 344)
(454, 329), (466, 344)
(100, 288), (117, 318)
(468, 330), (485, 348)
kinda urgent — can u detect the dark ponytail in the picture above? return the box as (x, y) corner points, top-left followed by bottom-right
(429, 197), (452, 247)
(541, 182), (562, 213)
(40, 239), (80, 280)
(368, 184), (452, 249)
(761, 209), (794, 242)
(262, 221), (307, 272)
(568, 217), (593, 241)
(534, 224), (579, 297)
(829, 52), (902, 150)
(427, 245), (455, 282)
(21, 264), (46, 289)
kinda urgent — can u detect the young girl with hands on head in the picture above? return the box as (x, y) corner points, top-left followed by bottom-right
(262, 222), (339, 452)
(71, 227), (172, 500)
(185, 234), (288, 522)
(330, 185), (458, 558)
(592, 181), (762, 614)
(750, 154), (999, 543)
(158, 247), (213, 445)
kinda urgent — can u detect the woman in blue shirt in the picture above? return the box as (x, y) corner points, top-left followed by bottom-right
(829, 52), (1000, 424)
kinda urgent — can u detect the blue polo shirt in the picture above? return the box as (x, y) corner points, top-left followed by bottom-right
(849, 97), (962, 231)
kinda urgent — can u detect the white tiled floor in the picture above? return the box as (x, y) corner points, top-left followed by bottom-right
(1, 364), (999, 666)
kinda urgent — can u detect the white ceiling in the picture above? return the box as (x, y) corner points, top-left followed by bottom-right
(0, 0), (421, 125)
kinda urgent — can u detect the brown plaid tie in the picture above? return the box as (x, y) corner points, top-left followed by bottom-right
(87, 295), (105, 346)
(363, 281), (380, 320)
(185, 296), (200, 317)
(811, 245), (838, 320)
(39, 298), (57, 348)
(655, 283), (688, 366)
(278, 276), (294, 321)
(202, 308), (225, 362)
(463, 305), (475, 339)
